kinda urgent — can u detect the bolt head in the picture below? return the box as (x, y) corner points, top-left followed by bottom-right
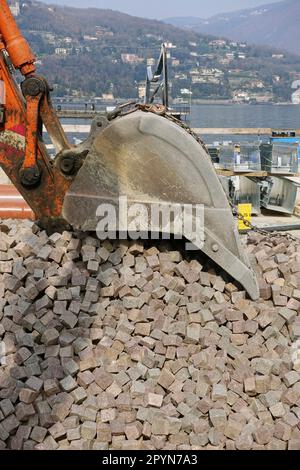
(19, 166), (41, 187)
(60, 156), (75, 175)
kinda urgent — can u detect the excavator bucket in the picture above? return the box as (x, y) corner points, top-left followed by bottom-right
(61, 110), (259, 300)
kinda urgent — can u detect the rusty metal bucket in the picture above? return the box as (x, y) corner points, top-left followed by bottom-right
(62, 111), (259, 300)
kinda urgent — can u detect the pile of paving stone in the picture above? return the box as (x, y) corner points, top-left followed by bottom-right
(0, 219), (300, 450)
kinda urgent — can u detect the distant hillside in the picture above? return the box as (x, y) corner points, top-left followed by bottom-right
(10, 1), (300, 102)
(165, 0), (300, 56)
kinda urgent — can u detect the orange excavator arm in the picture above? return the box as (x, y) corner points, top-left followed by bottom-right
(0, 0), (35, 75)
(0, 0), (74, 230)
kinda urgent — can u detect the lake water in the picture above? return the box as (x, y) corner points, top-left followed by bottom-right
(191, 104), (300, 128)
(57, 103), (300, 146)
(190, 104), (300, 144)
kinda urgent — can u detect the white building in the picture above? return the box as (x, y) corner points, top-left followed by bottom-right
(233, 91), (250, 103)
(121, 54), (144, 65)
(102, 93), (114, 101)
(164, 42), (177, 49)
(181, 88), (192, 96)
(55, 48), (69, 56)
(83, 35), (98, 42)
(209, 39), (227, 47)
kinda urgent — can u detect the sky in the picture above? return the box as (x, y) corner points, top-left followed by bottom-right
(42, 0), (282, 18)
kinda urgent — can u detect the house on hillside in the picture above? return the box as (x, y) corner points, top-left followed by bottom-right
(164, 42), (177, 49)
(55, 48), (70, 56)
(83, 35), (98, 42)
(121, 54), (144, 65)
(233, 91), (250, 103)
(102, 93), (114, 101)
(209, 39), (227, 48)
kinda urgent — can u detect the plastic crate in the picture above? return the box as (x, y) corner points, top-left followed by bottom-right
(219, 142), (261, 172)
(260, 177), (297, 214)
(270, 136), (300, 162)
(260, 143), (298, 174)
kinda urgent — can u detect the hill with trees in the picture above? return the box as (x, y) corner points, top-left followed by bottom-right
(166, 0), (300, 56)
(10, 1), (300, 102)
